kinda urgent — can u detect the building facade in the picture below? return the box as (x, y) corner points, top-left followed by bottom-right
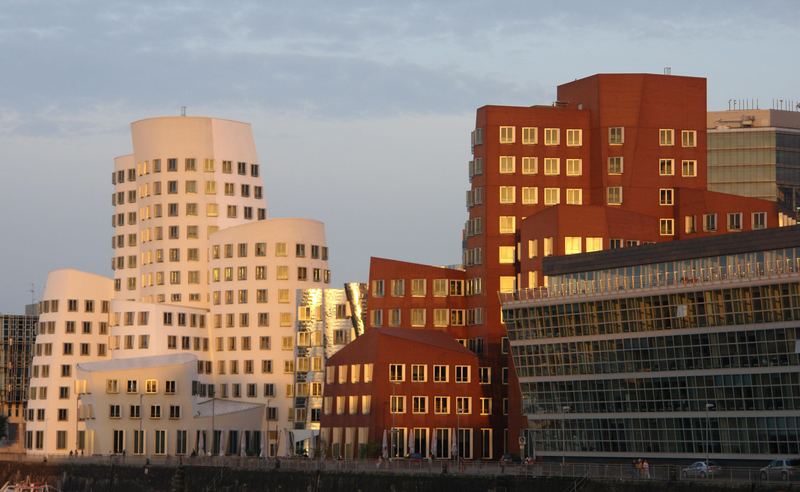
(320, 328), (492, 460)
(708, 109), (800, 215)
(502, 225), (800, 461)
(0, 311), (38, 452)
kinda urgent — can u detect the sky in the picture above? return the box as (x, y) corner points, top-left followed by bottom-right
(1, 0), (799, 312)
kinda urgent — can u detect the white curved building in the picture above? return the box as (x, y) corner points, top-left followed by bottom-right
(27, 116), (335, 457)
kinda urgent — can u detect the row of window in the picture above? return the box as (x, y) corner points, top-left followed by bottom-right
(660, 212), (768, 236)
(37, 320), (109, 336)
(491, 126), (698, 148)
(114, 160), (260, 185)
(106, 379), (175, 394)
(212, 242), (328, 260)
(39, 299), (109, 314)
(113, 183), (264, 206)
(371, 279), (464, 298)
(33, 342), (107, 358)
(211, 266), (330, 283)
(370, 307), (485, 327)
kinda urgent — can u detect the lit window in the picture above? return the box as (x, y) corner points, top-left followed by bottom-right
(681, 130), (697, 147)
(498, 246), (515, 264)
(544, 128), (560, 145)
(543, 237), (553, 256)
(608, 127), (624, 144)
(681, 160), (697, 177)
(499, 186), (516, 204)
(659, 188), (674, 206)
(521, 127), (537, 144)
(521, 187), (537, 205)
(608, 157), (623, 174)
(586, 237), (602, 252)
(607, 187), (622, 205)
(685, 215), (697, 234)
(499, 276), (515, 293)
(543, 158), (560, 175)
(659, 218), (674, 236)
(499, 126), (515, 143)
(499, 216), (515, 234)
(564, 237), (582, 255)
(566, 188), (582, 205)
(659, 128), (674, 146)
(499, 156), (515, 174)
(544, 188), (560, 205)
(527, 239), (538, 259)
(521, 157), (537, 174)
(566, 159), (582, 176)
(566, 129), (582, 147)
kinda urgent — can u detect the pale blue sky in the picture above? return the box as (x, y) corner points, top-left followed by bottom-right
(1, 0), (798, 312)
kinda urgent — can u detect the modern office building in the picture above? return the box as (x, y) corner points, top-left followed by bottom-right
(320, 328), (491, 460)
(502, 225), (800, 461)
(366, 73), (795, 458)
(26, 116), (335, 457)
(0, 311), (38, 452)
(708, 109), (800, 215)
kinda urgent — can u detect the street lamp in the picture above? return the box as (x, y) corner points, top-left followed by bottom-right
(705, 403), (715, 465)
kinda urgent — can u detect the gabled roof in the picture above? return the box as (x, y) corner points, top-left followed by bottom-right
(330, 327), (474, 363)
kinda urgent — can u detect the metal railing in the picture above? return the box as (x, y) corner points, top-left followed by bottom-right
(3, 454), (800, 485)
(500, 258), (800, 306)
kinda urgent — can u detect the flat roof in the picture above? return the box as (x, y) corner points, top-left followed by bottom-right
(543, 226), (800, 276)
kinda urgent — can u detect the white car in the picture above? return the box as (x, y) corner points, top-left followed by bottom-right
(760, 459), (800, 481)
(682, 461), (720, 478)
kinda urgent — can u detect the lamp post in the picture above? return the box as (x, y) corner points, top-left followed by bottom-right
(561, 405), (571, 465)
(139, 393), (144, 457)
(705, 403), (715, 465)
(391, 382), (398, 458)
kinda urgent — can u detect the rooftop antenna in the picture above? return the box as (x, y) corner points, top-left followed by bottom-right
(663, 67), (671, 75)
(180, 106), (187, 117)
(30, 282), (35, 304)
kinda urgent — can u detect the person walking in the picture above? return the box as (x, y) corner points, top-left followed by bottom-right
(643, 459), (651, 479)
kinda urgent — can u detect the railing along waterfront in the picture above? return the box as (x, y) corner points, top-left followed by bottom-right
(2, 454), (799, 485)
(499, 258), (800, 305)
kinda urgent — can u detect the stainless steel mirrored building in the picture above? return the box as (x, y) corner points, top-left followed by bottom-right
(501, 226), (800, 461)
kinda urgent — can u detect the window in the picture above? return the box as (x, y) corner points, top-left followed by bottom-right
(544, 188), (560, 205)
(565, 128), (582, 146)
(521, 127), (537, 144)
(752, 211), (767, 230)
(109, 405), (121, 418)
(566, 159), (582, 176)
(390, 395), (406, 414)
(127, 380), (138, 393)
(681, 130), (697, 147)
(659, 128), (674, 146)
(703, 213), (717, 232)
(659, 188), (674, 206)
(432, 279), (447, 297)
(455, 365), (470, 383)
(391, 279), (405, 297)
(543, 237), (553, 256)
(608, 156), (623, 174)
(410, 308), (426, 327)
(433, 365), (448, 383)
(411, 278), (426, 296)
(728, 212), (743, 231)
(681, 160), (697, 177)
(456, 396), (471, 414)
(499, 186), (515, 204)
(499, 126), (515, 143)
(411, 364), (427, 382)
(544, 128), (560, 145)
(685, 215), (697, 234)
(566, 188), (582, 205)
(389, 364), (405, 382)
(659, 218), (674, 236)
(389, 309), (401, 327)
(372, 279), (384, 297)
(145, 379), (157, 393)
(498, 246), (515, 264)
(607, 186), (622, 205)
(586, 237), (602, 252)
(499, 156), (515, 174)
(434, 396), (450, 414)
(521, 156), (537, 174)
(499, 216), (515, 234)
(608, 127), (624, 145)
(543, 158), (559, 175)
(564, 236), (582, 255)
(412, 396), (428, 414)
(659, 159), (674, 176)
(521, 187), (537, 205)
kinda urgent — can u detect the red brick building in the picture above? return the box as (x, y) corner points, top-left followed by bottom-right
(319, 328), (491, 460)
(364, 73), (795, 460)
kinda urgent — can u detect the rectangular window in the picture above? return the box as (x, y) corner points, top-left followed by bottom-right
(434, 397), (450, 414)
(608, 156), (623, 174)
(566, 158), (582, 176)
(607, 186), (622, 205)
(499, 216), (515, 234)
(521, 186), (538, 205)
(660, 218), (674, 236)
(543, 158), (560, 175)
(564, 236), (582, 255)
(566, 129), (582, 147)
(411, 364), (427, 382)
(433, 365), (448, 383)
(499, 126), (515, 143)
(659, 159), (674, 176)
(521, 127), (537, 144)
(659, 188), (674, 205)
(685, 215), (697, 234)
(544, 128), (560, 145)
(410, 308), (426, 327)
(499, 156), (515, 174)
(544, 188), (560, 205)
(659, 128), (674, 146)
(681, 160), (697, 177)
(608, 127), (624, 145)
(521, 156), (537, 175)
(389, 364), (405, 382)
(371, 279), (384, 297)
(412, 396), (428, 414)
(411, 278), (426, 296)
(455, 365), (470, 383)
(498, 246), (515, 264)
(391, 279), (405, 297)
(752, 211), (767, 230)
(681, 130), (697, 147)
(703, 213), (717, 232)
(499, 186), (515, 204)
(432, 279), (447, 297)
(566, 188), (582, 205)
(728, 212), (743, 231)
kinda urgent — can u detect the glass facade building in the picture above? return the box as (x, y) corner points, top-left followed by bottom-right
(708, 109), (800, 216)
(502, 226), (800, 460)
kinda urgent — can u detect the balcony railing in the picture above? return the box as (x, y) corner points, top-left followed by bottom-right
(500, 258), (800, 306)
